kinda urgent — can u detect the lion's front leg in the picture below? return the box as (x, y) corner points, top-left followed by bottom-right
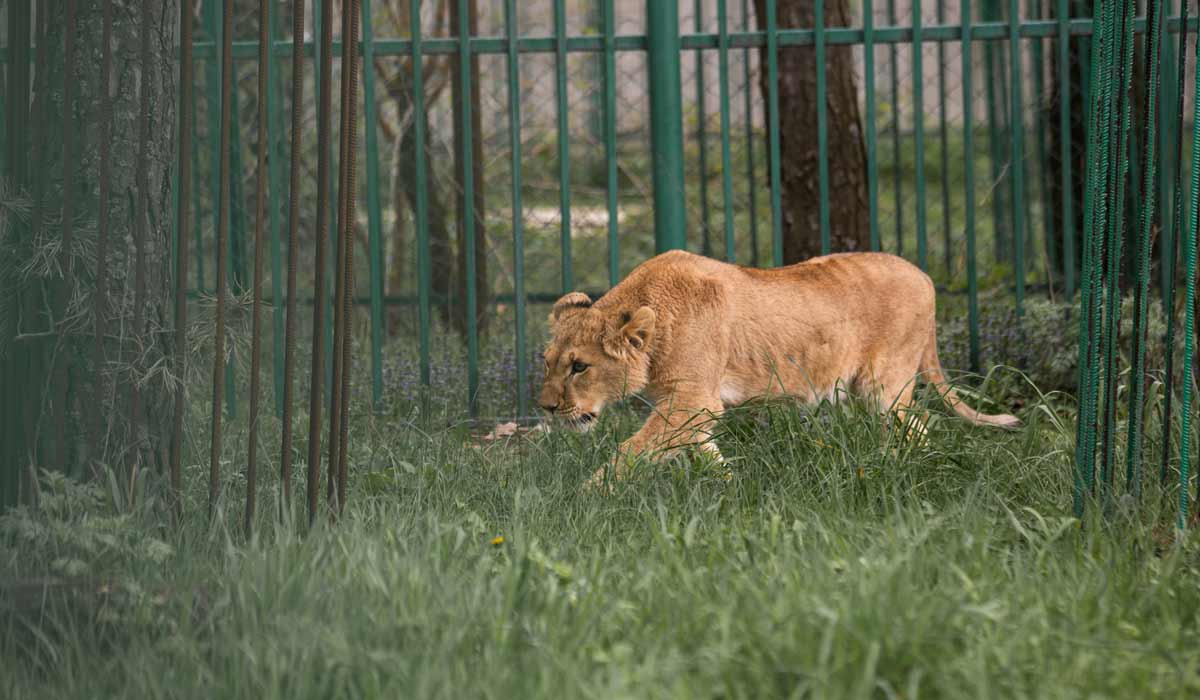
(585, 388), (724, 489)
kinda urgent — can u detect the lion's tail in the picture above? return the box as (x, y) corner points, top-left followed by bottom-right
(921, 326), (1021, 429)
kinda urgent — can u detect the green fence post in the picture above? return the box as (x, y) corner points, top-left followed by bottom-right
(742, 0), (760, 266)
(937, 0), (951, 275)
(1009, 0), (1026, 318)
(717, 0), (735, 263)
(648, 0), (687, 253)
(766, 0), (783, 266)
(268, 0), (285, 416)
(694, 0), (711, 257)
(205, 0), (236, 419)
(962, 0), (980, 373)
(865, 0), (879, 252)
(554, 0), (574, 290)
(1057, 0), (1073, 297)
(362, 0), (385, 413)
(506, 0), (528, 417)
(912, 0), (927, 271)
(887, 0), (903, 255)
(410, 0), (432, 389)
(604, 0), (619, 286)
(815, 0), (831, 255)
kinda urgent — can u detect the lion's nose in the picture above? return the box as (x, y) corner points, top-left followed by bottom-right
(539, 401), (558, 414)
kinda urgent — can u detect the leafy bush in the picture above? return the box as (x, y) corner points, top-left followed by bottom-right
(939, 294), (1181, 394)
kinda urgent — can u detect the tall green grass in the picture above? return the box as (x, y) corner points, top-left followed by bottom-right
(3, 380), (1200, 698)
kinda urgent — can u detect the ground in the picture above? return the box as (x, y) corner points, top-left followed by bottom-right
(3, 381), (1200, 699)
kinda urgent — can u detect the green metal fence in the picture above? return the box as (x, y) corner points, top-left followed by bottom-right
(182, 0), (1197, 421)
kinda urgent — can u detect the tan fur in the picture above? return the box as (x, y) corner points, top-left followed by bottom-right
(538, 250), (1020, 486)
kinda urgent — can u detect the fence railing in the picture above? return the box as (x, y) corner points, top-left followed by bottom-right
(176, 1), (1196, 421)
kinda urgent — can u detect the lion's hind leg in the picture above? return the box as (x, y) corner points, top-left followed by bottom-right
(862, 368), (928, 445)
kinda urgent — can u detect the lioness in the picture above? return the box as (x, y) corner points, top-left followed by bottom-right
(538, 250), (1019, 485)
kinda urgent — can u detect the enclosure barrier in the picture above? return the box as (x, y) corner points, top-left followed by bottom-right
(182, 3), (1196, 421)
(1, 1), (1198, 530)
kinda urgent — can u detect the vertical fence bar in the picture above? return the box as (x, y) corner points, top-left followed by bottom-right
(132, 0), (153, 472)
(269, 0), (285, 416)
(865, 0), (880, 252)
(204, 0), (236, 419)
(743, 0), (760, 266)
(1126, 0), (1164, 497)
(279, 0), (306, 508)
(170, 0), (191, 516)
(766, 0), (783, 266)
(937, 0), (951, 274)
(1178, 0), (1200, 527)
(411, 0), (432, 388)
(1161, 0), (1192, 484)
(307, 0), (336, 524)
(362, 0), (385, 412)
(815, 0), (831, 255)
(718, 0), (735, 262)
(246, 0), (272, 534)
(313, 0), (335, 405)
(604, 0), (619, 286)
(93, 0), (116, 463)
(962, 0), (980, 372)
(229, 67), (248, 295)
(1, 0), (30, 506)
(983, 0), (1009, 264)
(555, 0), (574, 287)
(192, 115), (206, 293)
(505, 0), (528, 417)
(458, 0), (480, 415)
(1057, 0), (1074, 297)
(649, 0), (688, 253)
(888, 0), (903, 255)
(335, 0), (361, 514)
(1159, 2), (1180, 306)
(209, 0), (234, 520)
(1009, 0), (1026, 317)
(52, 0), (79, 475)
(912, 0), (927, 270)
(328, 0), (351, 510)
(1030, 0), (1053, 289)
(1098, 0), (1135, 493)
(695, 0), (711, 256)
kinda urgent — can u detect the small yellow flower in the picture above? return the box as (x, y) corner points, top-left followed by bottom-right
(490, 535), (505, 546)
(857, 467), (864, 479)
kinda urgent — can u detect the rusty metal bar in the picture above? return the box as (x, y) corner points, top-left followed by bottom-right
(209, 0), (234, 520)
(307, 0), (336, 525)
(52, 0), (80, 475)
(328, 0), (353, 510)
(337, 0), (362, 514)
(93, 0), (116, 473)
(130, 0), (154, 481)
(245, 0), (271, 534)
(279, 0), (308, 511)
(24, 3), (49, 498)
(170, 0), (194, 518)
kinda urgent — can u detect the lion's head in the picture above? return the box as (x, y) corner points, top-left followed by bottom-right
(538, 292), (656, 431)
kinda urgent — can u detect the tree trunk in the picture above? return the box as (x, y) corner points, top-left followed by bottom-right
(450, 0), (489, 336)
(0, 0), (178, 505)
(754, 0), (870, 264)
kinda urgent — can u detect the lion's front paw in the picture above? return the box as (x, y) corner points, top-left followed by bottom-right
(583, 453), (630, 494)
(583, 466), (612, 493)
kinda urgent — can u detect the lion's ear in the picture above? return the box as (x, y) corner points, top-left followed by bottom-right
(549, 292), (593, 325)
(604, 306), (655, 356)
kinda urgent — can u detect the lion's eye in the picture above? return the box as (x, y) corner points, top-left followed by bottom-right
(571, 361), (588, 374)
